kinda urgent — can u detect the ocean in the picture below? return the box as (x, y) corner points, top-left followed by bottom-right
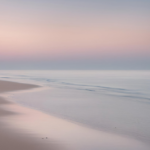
(0, 70), (150, 146)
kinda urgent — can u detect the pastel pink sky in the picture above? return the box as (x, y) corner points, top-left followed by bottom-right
(0, 0), (150, 69)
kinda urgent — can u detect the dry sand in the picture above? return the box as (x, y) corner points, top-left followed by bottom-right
(0, 80), (61, 150)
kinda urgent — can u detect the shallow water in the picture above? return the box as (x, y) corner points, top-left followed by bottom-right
(0, 70), (150, 145)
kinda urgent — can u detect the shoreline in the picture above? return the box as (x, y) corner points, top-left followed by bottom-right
(0, 80), (40, 93)
(0, 80), (61, 150)
(0, 80), (150, 150)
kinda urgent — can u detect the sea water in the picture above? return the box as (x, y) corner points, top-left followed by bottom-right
(0, 70), (150, 145)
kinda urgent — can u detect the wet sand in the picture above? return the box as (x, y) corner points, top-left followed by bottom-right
(0, 80), (150, 150)
(0, 80), (60, 150)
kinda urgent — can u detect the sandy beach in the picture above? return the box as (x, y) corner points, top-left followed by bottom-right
(0, 79), (150, 150)
(0, 80), (60, 150)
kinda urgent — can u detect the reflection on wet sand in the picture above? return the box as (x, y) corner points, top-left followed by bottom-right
(3, 102), (150, 150)
(0, 80), (62, 150)
(0, 80), (150, 150)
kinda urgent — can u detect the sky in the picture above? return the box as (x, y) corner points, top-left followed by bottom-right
(0, 0), (150, 69)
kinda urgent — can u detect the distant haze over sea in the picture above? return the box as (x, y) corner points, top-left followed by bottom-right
(0, 57), (150, 70)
